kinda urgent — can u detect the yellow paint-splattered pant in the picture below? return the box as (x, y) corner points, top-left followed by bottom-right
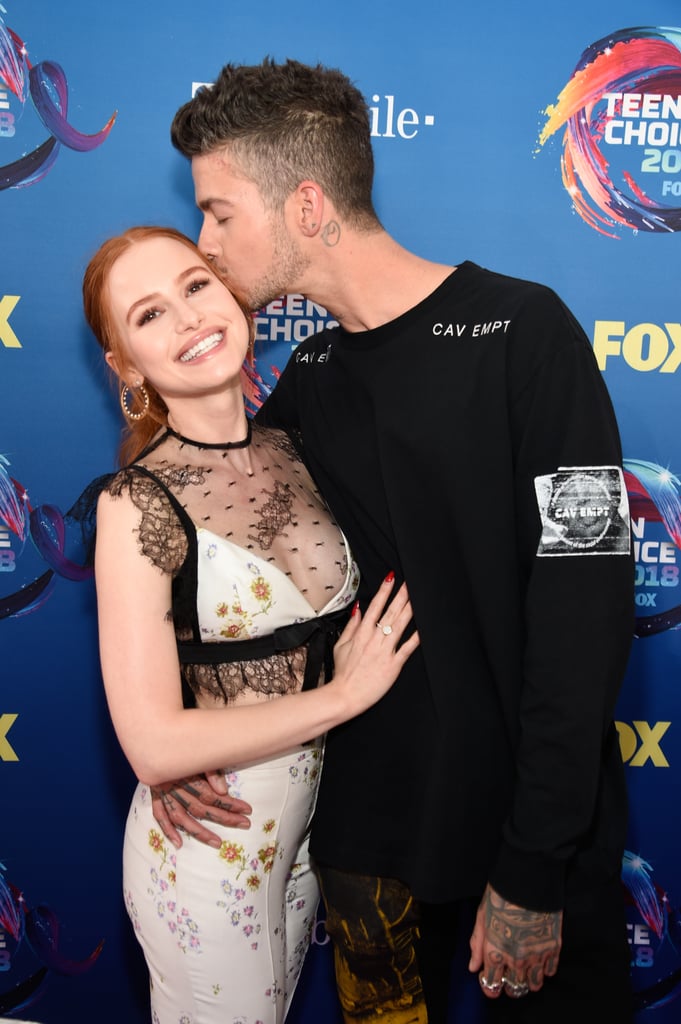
(318, 865), (428, 1024)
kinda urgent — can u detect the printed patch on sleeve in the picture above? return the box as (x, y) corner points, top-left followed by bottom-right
(534, 466), (631, 556)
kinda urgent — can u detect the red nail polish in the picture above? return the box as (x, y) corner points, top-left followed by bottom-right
(385, 571), (395, 584)
(351, 601), (359, 616)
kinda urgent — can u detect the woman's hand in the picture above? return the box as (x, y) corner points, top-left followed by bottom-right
(330, 575), (420, 717)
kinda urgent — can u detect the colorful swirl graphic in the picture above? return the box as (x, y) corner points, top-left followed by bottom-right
(0, 454), (28, 543)
(0, 452), (92, 620)
(241, 354), (278, 417)
(623, 851), (681, 1011)
(0, 14), (116, 190)
(624, 459), (681, 637)
(0, 863), (103, 1013)
(625, 459), (681, 548)
(537, 27), (681, 238)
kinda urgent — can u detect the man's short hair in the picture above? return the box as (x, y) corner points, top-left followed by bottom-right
(171, 57), (378, 227)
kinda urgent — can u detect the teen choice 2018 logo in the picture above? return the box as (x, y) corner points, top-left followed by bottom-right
(537, 27), (681, 238)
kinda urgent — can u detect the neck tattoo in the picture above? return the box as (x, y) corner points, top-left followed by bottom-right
(321, 220), (341, 247)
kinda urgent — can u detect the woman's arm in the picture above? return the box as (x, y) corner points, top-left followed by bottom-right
(96, 489), (418, 786)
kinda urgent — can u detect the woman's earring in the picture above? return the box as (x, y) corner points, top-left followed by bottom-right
(120, 381), (150, 421)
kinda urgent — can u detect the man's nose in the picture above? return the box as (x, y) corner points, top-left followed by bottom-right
(198, 218), (218, 261)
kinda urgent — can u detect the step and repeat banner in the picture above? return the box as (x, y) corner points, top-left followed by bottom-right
(2, 1), (681, 1021)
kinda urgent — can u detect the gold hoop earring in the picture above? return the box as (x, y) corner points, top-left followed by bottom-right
(120, 382), (150, 421)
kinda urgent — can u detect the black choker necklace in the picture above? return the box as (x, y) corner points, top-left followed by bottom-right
(167, 418), (253, 450)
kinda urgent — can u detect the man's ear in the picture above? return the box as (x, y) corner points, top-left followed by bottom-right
(293, 181), (324, 237)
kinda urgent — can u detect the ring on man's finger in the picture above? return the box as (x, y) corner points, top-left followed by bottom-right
(376, 622), (393, 635)
(502, 977), (530, 998)
(479, 974), (503, 993)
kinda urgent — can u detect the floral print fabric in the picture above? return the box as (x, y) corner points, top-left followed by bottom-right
(123, 743), (322, 1023)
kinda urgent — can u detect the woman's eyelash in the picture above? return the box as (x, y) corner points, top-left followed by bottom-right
(137, 307), (161, 327)
(135, 278), (210, 326)
(187, 277), (210, 293)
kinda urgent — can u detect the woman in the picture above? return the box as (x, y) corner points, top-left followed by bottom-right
(83, 225), (419, 1024)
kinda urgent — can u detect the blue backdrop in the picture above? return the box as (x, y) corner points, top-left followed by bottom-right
(2, 2), (681, 1021)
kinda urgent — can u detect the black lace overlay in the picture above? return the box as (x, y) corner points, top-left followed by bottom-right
(107, 469), (189, 576)
(248, 480), (295, 550)
(183, 647), (308, 703)
(94, 423), (353, 707)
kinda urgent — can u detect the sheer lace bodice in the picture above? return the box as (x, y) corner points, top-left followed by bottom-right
(104, 423), (359, 706)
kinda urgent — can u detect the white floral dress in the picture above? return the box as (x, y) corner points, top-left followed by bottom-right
(102, 424), (359, 1024)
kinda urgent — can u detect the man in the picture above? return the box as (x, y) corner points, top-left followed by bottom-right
(153, 58), (634, 1023)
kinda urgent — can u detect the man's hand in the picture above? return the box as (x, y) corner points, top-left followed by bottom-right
(469, 884), (562, 1000)
(151, 772), (253, 849)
